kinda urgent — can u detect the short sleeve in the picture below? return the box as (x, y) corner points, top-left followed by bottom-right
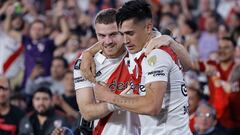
(73, 59), (93, 90)
(143, 49), (173, 84)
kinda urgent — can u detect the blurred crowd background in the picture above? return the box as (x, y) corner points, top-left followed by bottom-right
(0, 0), (240, 135)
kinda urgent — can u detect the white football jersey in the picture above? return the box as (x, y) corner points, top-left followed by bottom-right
(125, 48), (192, 135)
(74, 52), (140, 135)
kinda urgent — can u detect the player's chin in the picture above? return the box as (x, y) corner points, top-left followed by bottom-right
(127, 48), (138, 54)
(105, 49), (117, 55)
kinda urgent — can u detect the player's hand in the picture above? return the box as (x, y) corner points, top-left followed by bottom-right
(51, 127), (66, 135)
(120, 85), (132, 96)
(80, 51), (96, 83)
(144, 35), (174, 55)
(94, 82), (113, 102)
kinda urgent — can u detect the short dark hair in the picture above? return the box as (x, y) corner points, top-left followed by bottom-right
(53, 56), (69, 69)
(116, 0), (152, 27)
(33, 87), (53, 98)
(94, 8), (117, 25)
(221, 36), (236, 47)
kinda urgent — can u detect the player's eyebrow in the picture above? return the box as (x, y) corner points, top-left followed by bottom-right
(122, 30), (134, 36)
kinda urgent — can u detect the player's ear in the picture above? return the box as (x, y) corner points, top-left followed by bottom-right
(145, 19), (153, 34)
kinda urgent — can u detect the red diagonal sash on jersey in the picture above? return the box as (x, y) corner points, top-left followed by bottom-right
(131, 53), (145, 85)
(93, 47), (177, 135)
(93, 57), (134, 135)
(159, 46), (178, 64)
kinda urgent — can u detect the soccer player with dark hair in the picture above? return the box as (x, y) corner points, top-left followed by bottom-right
(90, 0), (192, 134)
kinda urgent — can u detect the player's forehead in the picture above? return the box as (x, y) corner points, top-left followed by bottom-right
(119, 19), (144, 33)
(95, 23), (118, 35)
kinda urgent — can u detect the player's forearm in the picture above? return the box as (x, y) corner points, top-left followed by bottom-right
(105, 92), (161, 116)
(170, 41), (193, 71)
(80, 103), (111, 121)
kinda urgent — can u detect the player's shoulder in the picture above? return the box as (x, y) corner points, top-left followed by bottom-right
(144, 48), (174, 67)
(94, 51), (107, 65)
(146, 48), (172, 59)
(74, 51), (105, 70)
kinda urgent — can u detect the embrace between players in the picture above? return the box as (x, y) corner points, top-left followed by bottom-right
(73, 1), (193, 135)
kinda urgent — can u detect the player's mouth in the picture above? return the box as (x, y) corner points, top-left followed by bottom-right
(103, 44), (115, 49)
(125, 44), (135, 50)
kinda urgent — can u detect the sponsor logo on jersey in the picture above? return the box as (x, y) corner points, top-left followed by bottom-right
(127, 60), (130, 67)
(183, 105), (189, 115)
(147, 55), (157, 66)
(74, 59), (81, 70)
(74, 76), (85, 83)
(181, 84), (187, 96)
(109, 80), (129, 91)
(108, 80), (145, 93)
(129, 81), (145, 92)
(147, 70), (165, 77)
(96, 71), (102, 77)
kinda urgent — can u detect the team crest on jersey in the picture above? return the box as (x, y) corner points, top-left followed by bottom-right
(96, 71), (102, 77)
(74, 59), (81, 70)
(147, 55), (157, 66)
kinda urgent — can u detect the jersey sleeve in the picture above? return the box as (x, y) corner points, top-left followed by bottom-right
(143, 49), (173, 84)
(73, 59), (93, 90)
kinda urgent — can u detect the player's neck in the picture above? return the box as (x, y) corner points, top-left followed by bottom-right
(137, 31), (154, 53)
